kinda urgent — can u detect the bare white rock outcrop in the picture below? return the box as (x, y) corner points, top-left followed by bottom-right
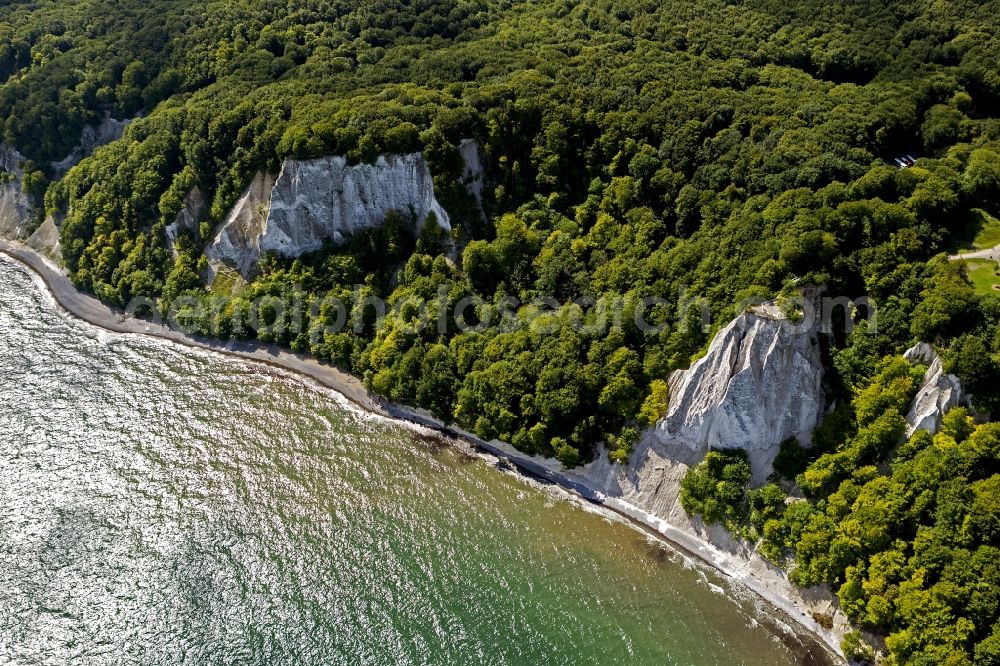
(581, 304), (825, 504)
(26, 213), (63, 262)
(662, 309), (825, 461)
(0, 144), (32, 240)
(903, 342), (964, 437)
(165, 186), (207, 255)
(206, 172), (275, 277)
(206, 153), (451, 278)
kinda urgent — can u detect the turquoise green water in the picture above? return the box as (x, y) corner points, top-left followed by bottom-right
(0, 257), (815, 665)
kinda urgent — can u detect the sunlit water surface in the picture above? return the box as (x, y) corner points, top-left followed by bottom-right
(0, 257), (812, 665)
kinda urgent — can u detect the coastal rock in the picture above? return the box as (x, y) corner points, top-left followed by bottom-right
(262, 153), (450, 256)
(903, 341), (937, 366)
(50, 113), (134, 176)
(582, 306), (825, 500)
(661, 308), (825, 460)
(0, 144), (32, 240)
(165, 186), (207, 254)
(561, 305), (846, 650)
(206, 153), (451, 278)
(903, 342), (964, 437)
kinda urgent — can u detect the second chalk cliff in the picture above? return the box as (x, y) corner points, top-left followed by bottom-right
(580, 305), (825, 515)
(662, 307), (825, 464)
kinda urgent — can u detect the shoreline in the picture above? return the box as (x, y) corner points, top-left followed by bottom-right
(0, 238), (845, 664)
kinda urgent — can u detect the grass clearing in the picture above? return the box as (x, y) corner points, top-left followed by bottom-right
(209, 266), (247, 297)
(971, 209), (1000, 249)
(947, 208), (1000, 253)
(960, 258), (1000, 297)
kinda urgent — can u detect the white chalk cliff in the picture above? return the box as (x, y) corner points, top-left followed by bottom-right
(661, 309), (825, 460)
(562, 304), (848, 643)
(0, 144), (32, 240)
(581, 305), (825, 513)
(554, 305), (847, 649)
(903, 342), (964, 437)
(165, 186), (207, 254)
(26, 213), (63, 262)
(205, 172), (275, 277)
(206, 153), (451, 278)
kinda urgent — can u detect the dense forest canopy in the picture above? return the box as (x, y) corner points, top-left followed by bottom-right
(3, 1), (1000, 661)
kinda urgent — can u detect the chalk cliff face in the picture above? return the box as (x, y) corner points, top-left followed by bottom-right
(205, 172), (276, 277)
(0, 144), (32, 240)
(50, 114), (134, 176)
(26, 213), (63, 262)
(165, 186), (207, 254)
(903, 342), (964, 437)
(206, 153), (451, 278)
(662, 308), (825, 455)
(2, 117), (133, 243)
(581, 306), (825, 514)
(557, 307), (845, 645)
